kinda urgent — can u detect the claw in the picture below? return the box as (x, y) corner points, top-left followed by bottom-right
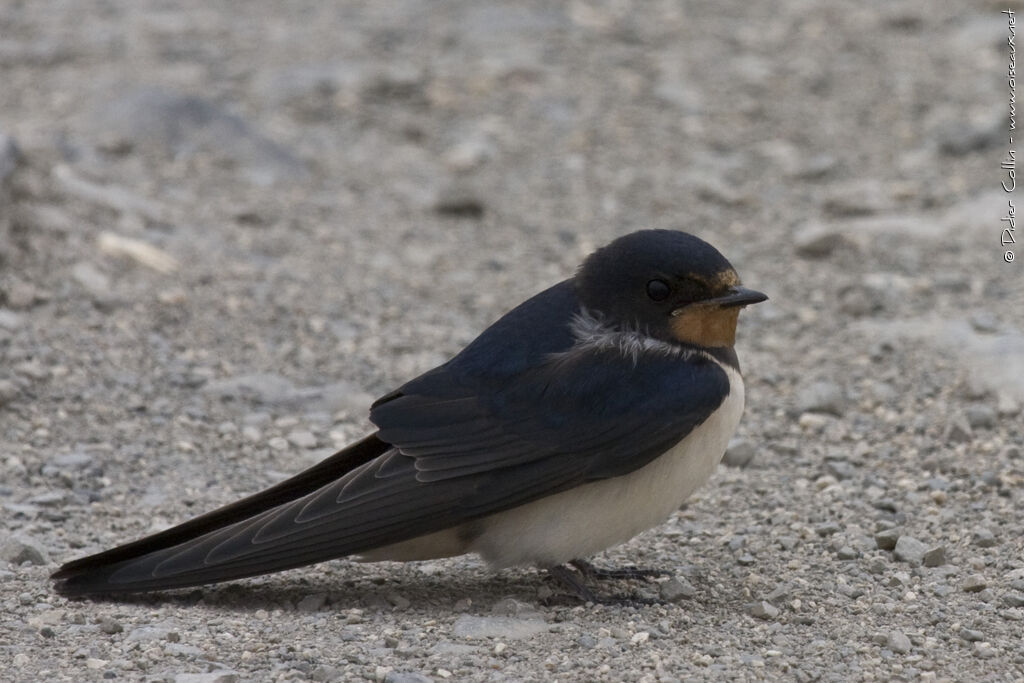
(544, 560), (668, 606)
(570, 558), (671, 581)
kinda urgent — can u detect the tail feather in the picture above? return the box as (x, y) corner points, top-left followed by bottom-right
(51, 434), (389, 596)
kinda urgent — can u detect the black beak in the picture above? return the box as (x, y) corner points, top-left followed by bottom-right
(705, 286), (768, 309)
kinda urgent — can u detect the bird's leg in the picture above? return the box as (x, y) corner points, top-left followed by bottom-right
(546, 565), (601, 604)
(545, 564), (662, 607)
(570, 558), (671, 581)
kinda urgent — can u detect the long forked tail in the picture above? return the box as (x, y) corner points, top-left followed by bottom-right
(51, 434), (390, 597)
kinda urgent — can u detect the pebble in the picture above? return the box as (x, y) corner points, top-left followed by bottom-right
(98, 617), (123, 635)
(0, 309), (23, 331)
(287, 429), (318, 449)
(433, 183), (486, 218)
(659, 578), (697, 602)
(886, 631), (912, 654)
(0, 534), (49, 566)
(451, 616), (548, 640)
(968, 312), (999, 333)
(655, 52), (705, 113)
(815, 522), (841, 537)
(793, 222), (855, 258)
(972, 642), (997, 659)
(443, 136), (495, 173)
(297, 593), (328, 613)
(30, 491), (69, 507)
(49, 451), (93, 470)
(837, 583), (865, 599)
(384, 673), (433, 683)
(961, 575), (988, 593)
(204, 372), (298, 405)
(204, 373), (368, 414)
(0, 379), (18, 406)
(997, 393), (1021, 417)
(844, 282), (895, 318)
(972, 527), (998, 548)
(722, 438), (756, 468)
(964, 405), (996, 429)
(125, 625), (173, 642)
(1003, 593), (1024, 607)
(798, 412), (829, 430)
(959, 628), (984, 642)
(745, 601), (779, 620)
(922, 546), (946, 567)
(824, 459), (856, 481)
(796, 381), (846, 416)
(943, 416), (972, 444)
(2, 279), (47, 310)
(71, 261), (112, 299)
(794, 153), (839, 179)
(489, 598), (538, 619)
(310, 666), (345, 682)
(979, 471), (1001, 488)
(15, 360), (50, 381)
(874, 528), (902, 551)
(937, 114), (1001, 156)
(387, 592), (411, 610)
(96, 231), (178, 273)
(241, 425), (262, 442)
(893, 536), (928, 565)
(821, 181), (892, 216)
(173, 673), (240, 683)
(836, 546), (859, 560)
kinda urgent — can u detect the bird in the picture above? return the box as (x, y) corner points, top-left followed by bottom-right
(52, 229), (767, 602)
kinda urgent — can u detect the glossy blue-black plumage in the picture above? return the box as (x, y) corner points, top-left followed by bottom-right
(372, 280), (730, 485)
(52, 230), (744, 596)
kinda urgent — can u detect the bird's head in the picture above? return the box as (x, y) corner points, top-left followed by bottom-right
(575, 230), (767, 349)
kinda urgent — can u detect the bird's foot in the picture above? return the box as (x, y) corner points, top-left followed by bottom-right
(544, 563), (662, 606)
(569, 558), (671, 581)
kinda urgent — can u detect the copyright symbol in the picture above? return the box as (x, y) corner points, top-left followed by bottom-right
(1006, 251), (1016, 263)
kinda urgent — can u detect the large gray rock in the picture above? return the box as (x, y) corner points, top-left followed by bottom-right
(452, 615), (549, 640)
(0, 534), (50, 566)
(855, 317), (1024, 403)
(92, 87), (306, 186)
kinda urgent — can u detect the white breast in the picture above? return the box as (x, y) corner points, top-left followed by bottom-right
(471, 362), (746, 568)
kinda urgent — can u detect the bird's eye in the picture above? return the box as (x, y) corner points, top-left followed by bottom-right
(646, 279), (671, 302)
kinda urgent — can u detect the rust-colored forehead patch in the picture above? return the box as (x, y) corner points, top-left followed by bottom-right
(713, 269), (740, 288)
(682, 269), (740, 291)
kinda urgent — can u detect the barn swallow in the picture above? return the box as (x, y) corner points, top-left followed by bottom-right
(52, 229), (766, 601)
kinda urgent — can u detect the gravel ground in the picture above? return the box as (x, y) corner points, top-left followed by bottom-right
(2, 1), (1023, 681)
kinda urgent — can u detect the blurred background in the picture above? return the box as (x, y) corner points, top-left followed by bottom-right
(1, 1), (1022, 680)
